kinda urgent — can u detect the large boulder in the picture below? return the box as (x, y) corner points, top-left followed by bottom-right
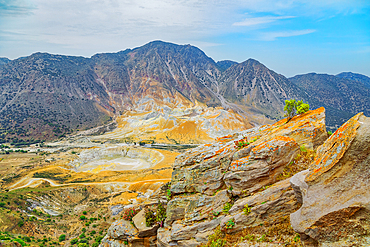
(290, 112), (370, 246)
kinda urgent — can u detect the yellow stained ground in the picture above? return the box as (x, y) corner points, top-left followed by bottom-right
(2, 147), (178, 196)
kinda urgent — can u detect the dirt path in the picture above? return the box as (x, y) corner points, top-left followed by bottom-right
(8, 177), (170, 191)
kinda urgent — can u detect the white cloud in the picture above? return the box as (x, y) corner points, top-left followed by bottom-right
(0, 0), (369, 59)
(259, 29), (316, 41)
(233, 16), (295, 27)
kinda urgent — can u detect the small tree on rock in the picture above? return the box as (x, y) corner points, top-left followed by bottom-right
(284, 99), (309, 122)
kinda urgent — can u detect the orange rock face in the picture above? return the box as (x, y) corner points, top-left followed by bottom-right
(305, 112), (361, 182)
(290, 112), (370, 246)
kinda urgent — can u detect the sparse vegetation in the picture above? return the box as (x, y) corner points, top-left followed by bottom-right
(226, 218), (235, 229)
(223, 202), (232, 214)
(243, 204), (251, 216)
(122, 208), (140, 221)
(144, 201), (167, 227)
(204, 227), (226, 247)
(166, 188), (172, 200)
(234, 137), (249, 149)
(284, 99), (310, 122)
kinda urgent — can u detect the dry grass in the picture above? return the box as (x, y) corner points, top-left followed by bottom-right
(277, 148), (315, 181)
(201, 217), (302, 247)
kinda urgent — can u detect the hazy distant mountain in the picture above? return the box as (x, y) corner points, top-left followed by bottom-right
(336, 72), (370, 89)
(1, 41), (368, 143)
(289, 73), (370, 129)
(0, 57), (10, 65)
(216, 60), (237, 72)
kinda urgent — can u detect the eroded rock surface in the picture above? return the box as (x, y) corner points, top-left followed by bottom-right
(158, 108), (327, 246)
(290, 112), (370, 246)
(100, 220), (138, 246)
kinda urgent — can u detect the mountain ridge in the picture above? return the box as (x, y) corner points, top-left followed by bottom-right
(1, 40), (369, 143)
(336, 71), (370, 89)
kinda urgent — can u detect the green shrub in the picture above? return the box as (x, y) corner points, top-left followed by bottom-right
(284, 99), (310, 122)
(146, 208), (157, 227)
(95, 236), (103, 243)
(300, 144), (307, 152)
(156, 202), (166, 227)
(222, 203), (232, 214)
(70, 238), (78, 245)
(79, 238), (88, 243)
(18, 220), (24, 227)
(0, 235), (11, 240)
(243, 204), (251, 216)
(225, 218), (235, 229)
(145, 202), (167, 227)
(166, 189), (171, 200)
(23, 236), (31, 242)
(82, 211), (87, 215)
(80, 215), (86, 220)
(58, 234), (66, 242)
(14, 238), (26, 246)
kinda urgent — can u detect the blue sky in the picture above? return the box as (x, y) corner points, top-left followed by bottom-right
(1, 0), (369, 77)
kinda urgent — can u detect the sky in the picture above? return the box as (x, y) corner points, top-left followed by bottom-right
(0, 0), (369, 77)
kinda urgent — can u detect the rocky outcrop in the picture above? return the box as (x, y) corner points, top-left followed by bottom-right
(158, 108), (327, 246)
(290, 112), (370, 246)
(100, 220), (138, 246)
(132, 209), (159, 238)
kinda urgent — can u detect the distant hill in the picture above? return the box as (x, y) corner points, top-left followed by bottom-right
(0, 57), (10, 65)
(0, 53), (113, 144)
(1, 41), (368, 143)
(216, 60), (237, 72)
(289, 73), (370, 129)
(336, 72), (370, 89)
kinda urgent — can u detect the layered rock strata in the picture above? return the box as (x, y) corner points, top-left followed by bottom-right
(158, 108), (327, 246)
(290, 112), (370, 246)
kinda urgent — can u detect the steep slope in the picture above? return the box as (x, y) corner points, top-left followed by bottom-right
(336, 72), (370, 89)
(0, 53), (113, 144)
(289, 73), (370, 129)
(0, 42), (254, 144)
(219, 59), (307, 120)
(92, 41), (222, 111)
